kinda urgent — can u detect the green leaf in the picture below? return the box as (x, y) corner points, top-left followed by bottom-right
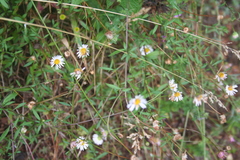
(3, 92), (17, 106)
(106, 83), (121, 90)
(107, 0), (114, 8)
(0, 126), (10, 142)
(150, 25), (158, 35)
(212, 60), (222, 66)
(77, 125), (89, 134)
(100, 67), (114, 71)
(109, 49), (124, 56)
(26, 1), (33, 12)
(59, 102), (71, 106)
(24, 61), (33, 67)
(146, 51), (160, 59)
(15, 102), (26, 109)
(80, 21), (89, 30)
(32, 109), (40, 120)
(15, 87), (31, 92)
(0, 0), (9, 9)
(120, 0), (142, 13)
(96, 152), (108, 159)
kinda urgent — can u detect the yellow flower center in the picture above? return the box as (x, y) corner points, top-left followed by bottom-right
(170, 85), (175, 89)
(74, 68), (82, 74)
(74, 27), (80, 32)
(134, 98), (141, 105)
(81, 48), (87, 55)
(197, 95), (203, 100)
(60, 14), (66, 20)
(228, 86), (233, 91)
(54, 59), (60, 64)
(144, 48), (150, 53)
(218, 72), (225, 78)
(174, 92), (181, 97)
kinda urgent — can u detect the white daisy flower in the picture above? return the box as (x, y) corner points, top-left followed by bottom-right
(226, 85), (238, 96)
(169, 91), (183, 102)
(92, 134), (103, 145)
(70, 67), (85, 80)
(140, 45), (153, 56)
(193, 94), (208, 106)
(215, 72), (227, 82)
(21, 127), (27, 134)
(50, 55), (65, 69)
(127, 95), (147, 111)
(76, 44), (89, 58)
(169, 79), (178, 92)
(75, 136), (88, 151)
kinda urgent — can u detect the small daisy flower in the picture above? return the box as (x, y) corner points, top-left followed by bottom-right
(50, 55), (65, 69)
(70, 67), (85, 80)
(169, 79), (178, 92)
(127, 95), (147, 111)
(21, 127), (27, 134)
(77, 44), (90, 58)
(140, 45), (153, 56)
(92, 134), (103, 145)
(75, 136), (88, 151)
(169, 91), (183, 102)
(215, 72), (227, 82)
(226, 85), (238, 96)
(193, 94), (207, 106)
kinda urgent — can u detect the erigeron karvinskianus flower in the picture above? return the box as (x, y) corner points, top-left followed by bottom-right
(70, 67), (85, 80)
(215, 72), (227, 82)
(226, 85), (238, 96)
(92, 134), (103, 145)
(169, 79), (178, 92)
(75, 136), (88, 151)
(140, 45), (153, 56)
(169, 91), (183, 102)
(21, 127), (27, 134)
(127, 95), (147, 111)
(193, 94), (208, 106)
(50, 55), (65, 69)
(77, 44), (89, 58)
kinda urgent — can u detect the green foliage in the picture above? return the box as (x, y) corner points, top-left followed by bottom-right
(0, 0), (239, 159)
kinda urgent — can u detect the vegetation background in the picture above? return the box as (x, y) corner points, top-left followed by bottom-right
(0, 0), (240, 159)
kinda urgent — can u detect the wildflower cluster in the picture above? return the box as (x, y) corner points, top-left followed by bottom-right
(168, 79), (183, 102)
(215, 72), (238, 96)
(50, 44), (90, 80)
